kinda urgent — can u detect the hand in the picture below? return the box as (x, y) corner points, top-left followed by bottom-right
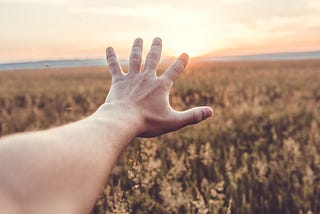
(103, 37), (213, 138)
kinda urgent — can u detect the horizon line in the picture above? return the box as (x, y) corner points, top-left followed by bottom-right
(0, 49), (320, 70)
(1, 49), (320, 65)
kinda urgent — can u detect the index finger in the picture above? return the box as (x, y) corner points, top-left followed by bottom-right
(162, 53), (189, 82)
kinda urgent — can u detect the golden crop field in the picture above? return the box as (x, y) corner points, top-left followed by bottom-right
(0, 60), (319, 214)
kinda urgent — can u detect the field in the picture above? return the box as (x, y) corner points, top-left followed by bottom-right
(0, 60), (319, 213)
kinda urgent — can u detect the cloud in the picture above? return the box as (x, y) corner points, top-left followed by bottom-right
(307, 0), (320, 10)
(67, 4), (207, 23)
(66, 3), (209, 38)
(1, 0), (320, 61)
(0, 0), (70, 3)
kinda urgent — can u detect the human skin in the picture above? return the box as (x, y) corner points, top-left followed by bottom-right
(0, 38), (213, 214)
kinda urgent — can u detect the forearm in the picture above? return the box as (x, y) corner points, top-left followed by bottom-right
(0, 37), (213, 213)
(0, 103), (139, 214)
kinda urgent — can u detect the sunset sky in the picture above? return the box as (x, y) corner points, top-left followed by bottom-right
(1, 0), (320, 63)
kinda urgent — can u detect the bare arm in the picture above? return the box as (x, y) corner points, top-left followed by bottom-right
(0, 38), (213, 214)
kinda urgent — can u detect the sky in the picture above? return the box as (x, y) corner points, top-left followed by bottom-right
(0, 0), (320, 63)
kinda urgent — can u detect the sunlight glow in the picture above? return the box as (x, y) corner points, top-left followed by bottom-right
(165, 33), (212, 58)
(1, 0), (320, 62)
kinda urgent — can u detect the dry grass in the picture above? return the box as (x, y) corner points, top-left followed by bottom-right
(0, 60), (320, 213)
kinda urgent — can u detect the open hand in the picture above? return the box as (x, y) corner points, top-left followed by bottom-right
(104, 37), (213, 137)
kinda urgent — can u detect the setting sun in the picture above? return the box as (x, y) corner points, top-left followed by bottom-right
(164, 33), (212, 58)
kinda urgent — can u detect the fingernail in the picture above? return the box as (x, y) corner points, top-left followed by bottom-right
(179, 53), (189, 66)
(180, 53), (189, 60)
(153, 37), (162, 45)
(106, 47), (113, 53)
(203, 108), (213, 118)
(106, 47), (114, 58)
(134, 38), (143, 45)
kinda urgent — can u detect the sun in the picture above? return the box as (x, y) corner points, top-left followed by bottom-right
(165, 37), (209, 58)
(148, 9), (214, 58)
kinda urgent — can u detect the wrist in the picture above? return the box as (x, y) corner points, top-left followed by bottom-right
(91, 102), (144, 146)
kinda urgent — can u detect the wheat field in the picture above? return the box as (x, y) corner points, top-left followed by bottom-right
(0, 60), (319, 213)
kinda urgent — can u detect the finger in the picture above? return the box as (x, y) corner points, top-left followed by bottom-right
(162, 53), (189, 82)
(176, 106), (213, 127)
(106, 47), (123, 78)
(129, 38), (143, 74)
(144, 37), (162, 73)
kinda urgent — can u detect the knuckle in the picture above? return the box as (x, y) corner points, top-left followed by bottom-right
(148, 50), (159, 59)
(106, 51), (115, 59)
(108, 58), (120, 69)
(145, 60), (157, 70)
(148, 60), (157, 68)
(160, 79), (171, 90)
(130, 51), (141, 60)
(130, 57), (141, 66)
(132, 46), (142, 52)
(161, 76), (173, 87)
(192, 111), (202, 124)
(153, 81), (162, 90)
(173, 61), (184, 71)
(107, 56), (117, 63)
(148, 46), (161, 58)
(108, 60), (118, 68)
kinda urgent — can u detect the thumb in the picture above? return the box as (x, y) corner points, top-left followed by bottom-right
(177, 106), (214, 127)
